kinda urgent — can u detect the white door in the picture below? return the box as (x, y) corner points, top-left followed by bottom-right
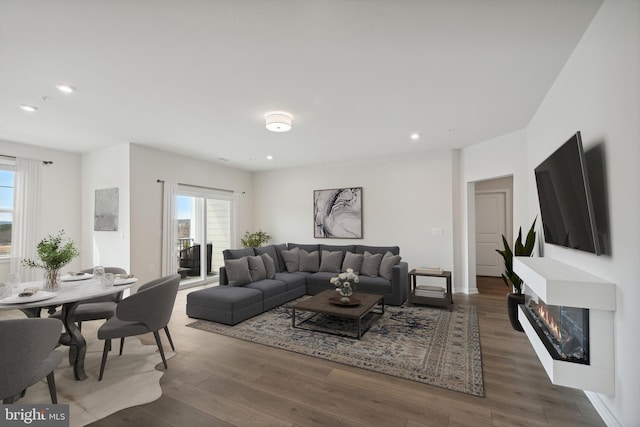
(475, 192), (507, 277)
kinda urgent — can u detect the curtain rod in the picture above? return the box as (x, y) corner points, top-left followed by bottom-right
(156, 179), (242, 194)
(0, 154), (53, 165)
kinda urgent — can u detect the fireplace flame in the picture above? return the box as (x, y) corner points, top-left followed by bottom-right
(537, 304), (562, 342)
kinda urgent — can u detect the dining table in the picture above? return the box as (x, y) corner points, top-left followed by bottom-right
(0, 274), (136, 380)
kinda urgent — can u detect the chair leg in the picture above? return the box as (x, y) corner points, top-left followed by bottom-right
(153, 331), (168, 369)
(77, 321), (82, 332)
(119, 337), (125, 355)
(46, 371), (58, 404)
(164, 326), (175, 351)
(99, 339), (111, 381)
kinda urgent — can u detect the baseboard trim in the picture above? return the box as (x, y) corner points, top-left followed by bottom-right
(584, 391), (621, 427)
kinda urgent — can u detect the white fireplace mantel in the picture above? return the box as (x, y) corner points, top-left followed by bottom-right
(514, 257), (616, 395)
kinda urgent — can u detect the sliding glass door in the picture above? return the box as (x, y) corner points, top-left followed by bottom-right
(172, 186), (236, 288)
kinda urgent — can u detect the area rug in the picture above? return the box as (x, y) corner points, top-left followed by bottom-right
(188, 301), (484, 396)
(21, 337), (175, 427)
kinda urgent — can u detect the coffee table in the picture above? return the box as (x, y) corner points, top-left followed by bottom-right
(291, 289), (384, 339)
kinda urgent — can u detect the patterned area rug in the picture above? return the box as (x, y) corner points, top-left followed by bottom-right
(188, 300), (484, 396)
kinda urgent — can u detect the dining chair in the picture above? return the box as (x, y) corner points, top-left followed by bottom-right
(97, 274), (180, 381)
(50, 267), (127, 331)
(0, 318), (64, 404)
(118, 277), (177, 355)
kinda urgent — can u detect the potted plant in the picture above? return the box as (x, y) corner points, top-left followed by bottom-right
(22, 230), (80, 289)
(240, 230), (271, 248)
(495, 218), (536, 331)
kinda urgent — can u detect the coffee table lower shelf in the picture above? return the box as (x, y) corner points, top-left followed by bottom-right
(291, 290), (385, 339)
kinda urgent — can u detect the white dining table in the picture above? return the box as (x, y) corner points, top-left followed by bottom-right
(0, 277), (135, 380)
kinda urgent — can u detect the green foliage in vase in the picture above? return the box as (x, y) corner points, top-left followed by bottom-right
(22, 230), (80, 271)
(240, 230), (271, 248)
(495, 218), (537, 295)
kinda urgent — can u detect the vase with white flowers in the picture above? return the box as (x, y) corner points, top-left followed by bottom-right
(22, 230), (79, 290)
(330, 268), (360, 303)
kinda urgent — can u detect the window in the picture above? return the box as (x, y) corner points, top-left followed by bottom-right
(0, 165), (15, 257)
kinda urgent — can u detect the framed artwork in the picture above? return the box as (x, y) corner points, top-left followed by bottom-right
(313, 187), (362, 238)
(94, 187), (119, 231)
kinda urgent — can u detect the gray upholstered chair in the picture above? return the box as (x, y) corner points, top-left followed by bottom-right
(97, 274), (180, 381)
(0, 318), (64, 403)
(50, 267), (127, 330)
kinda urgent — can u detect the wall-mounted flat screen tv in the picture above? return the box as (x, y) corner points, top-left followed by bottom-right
(534, 131), (601, 255)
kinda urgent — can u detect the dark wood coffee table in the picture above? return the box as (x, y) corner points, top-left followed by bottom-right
(291, 289), (384, 339)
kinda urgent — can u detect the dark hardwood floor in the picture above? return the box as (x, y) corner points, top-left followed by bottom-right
(84, 278), (603, 426)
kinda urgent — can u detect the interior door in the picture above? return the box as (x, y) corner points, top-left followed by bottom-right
(475, 192), (506, 277)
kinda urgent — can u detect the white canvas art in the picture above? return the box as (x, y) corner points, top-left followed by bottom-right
(94, 187), (119, 231)
(313, 187), (362, 238)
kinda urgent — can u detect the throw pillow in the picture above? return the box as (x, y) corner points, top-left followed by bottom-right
(260, 253), (276, 279)
(281, 247), (300, 273)
(341, 251), (364, 274)
(379, 251), (402, 280)
(224, 257), (252, 286)
(360, 251), (383, 277)
(247, 255), (267, 282)
(299, 250), (320, 272)
(319, 250), (343, 273)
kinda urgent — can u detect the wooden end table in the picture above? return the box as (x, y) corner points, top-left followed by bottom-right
(291, 290), (384, 339)
(408, 269), (453, 311)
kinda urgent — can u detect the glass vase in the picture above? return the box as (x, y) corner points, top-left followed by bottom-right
(44, 268), (60, 290)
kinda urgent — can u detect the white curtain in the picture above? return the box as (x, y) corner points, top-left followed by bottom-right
(161, 181), (178, 276)
(10, 158), (42, 282)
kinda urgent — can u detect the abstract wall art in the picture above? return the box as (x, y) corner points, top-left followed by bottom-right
(94, 187), (119, 231)
(313, 187), (362, 238)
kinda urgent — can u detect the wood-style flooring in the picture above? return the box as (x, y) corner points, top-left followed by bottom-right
(8, 277), (608, 426)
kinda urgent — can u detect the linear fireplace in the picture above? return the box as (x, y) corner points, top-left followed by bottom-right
(523, 293), (589, 364)
(513, 257), (615, 394)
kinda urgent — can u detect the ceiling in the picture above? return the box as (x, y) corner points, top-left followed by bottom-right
(0, 0), (602, 171)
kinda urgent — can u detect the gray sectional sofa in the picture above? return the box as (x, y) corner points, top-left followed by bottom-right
(186, 243), (408, 325)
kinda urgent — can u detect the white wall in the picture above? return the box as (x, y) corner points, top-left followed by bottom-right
(253, 150), (456, 281)
(526, 1), (639, 425)
(129, 144), (253, 287)
(81, 143), (131, 271)
(459, 129), (529, 293)
(0, 139), (82, 279)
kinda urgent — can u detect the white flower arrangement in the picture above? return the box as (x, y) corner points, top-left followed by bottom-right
(330, 268), (360, 294)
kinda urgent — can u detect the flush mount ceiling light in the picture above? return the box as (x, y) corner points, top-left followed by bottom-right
(410, 133), (420, 140)
(19, 105), (38, 112)
(265, 111), (293, 132)
(56, 84), (75, 93)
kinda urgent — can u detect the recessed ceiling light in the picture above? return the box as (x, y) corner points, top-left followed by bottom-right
(410, 133), (420, 140)
(56, 84), (75, 93)
(266, 155), (274, 160)
(19, 105), (38, 112)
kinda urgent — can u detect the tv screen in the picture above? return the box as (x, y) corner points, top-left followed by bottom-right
(534, 131), (601, 255)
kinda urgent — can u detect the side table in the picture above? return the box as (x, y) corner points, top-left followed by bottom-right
(408, 269), (453, 311)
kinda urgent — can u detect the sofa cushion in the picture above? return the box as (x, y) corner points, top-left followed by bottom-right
(342, 251), (364, 274)
(319, 250), (343, 273)
(255, 245), (286, 273)
(274, 272), (307, 292)
(247, 255), (267, 282)
(299, 250), (320, 272)
(187, 286), (262, 311)
(260, 253), (276, 279)
(355, 245), (400, 256)
(361, 251), (383, 277)
(356, 275), (393, 295)
(305, 272), (338, 290)
(246, 279), (287, 299)
(379, 251), (402, 280)
(224, 257), (252, 286)
(223, 247), (256, 260)
(281, 247), (300, 273)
